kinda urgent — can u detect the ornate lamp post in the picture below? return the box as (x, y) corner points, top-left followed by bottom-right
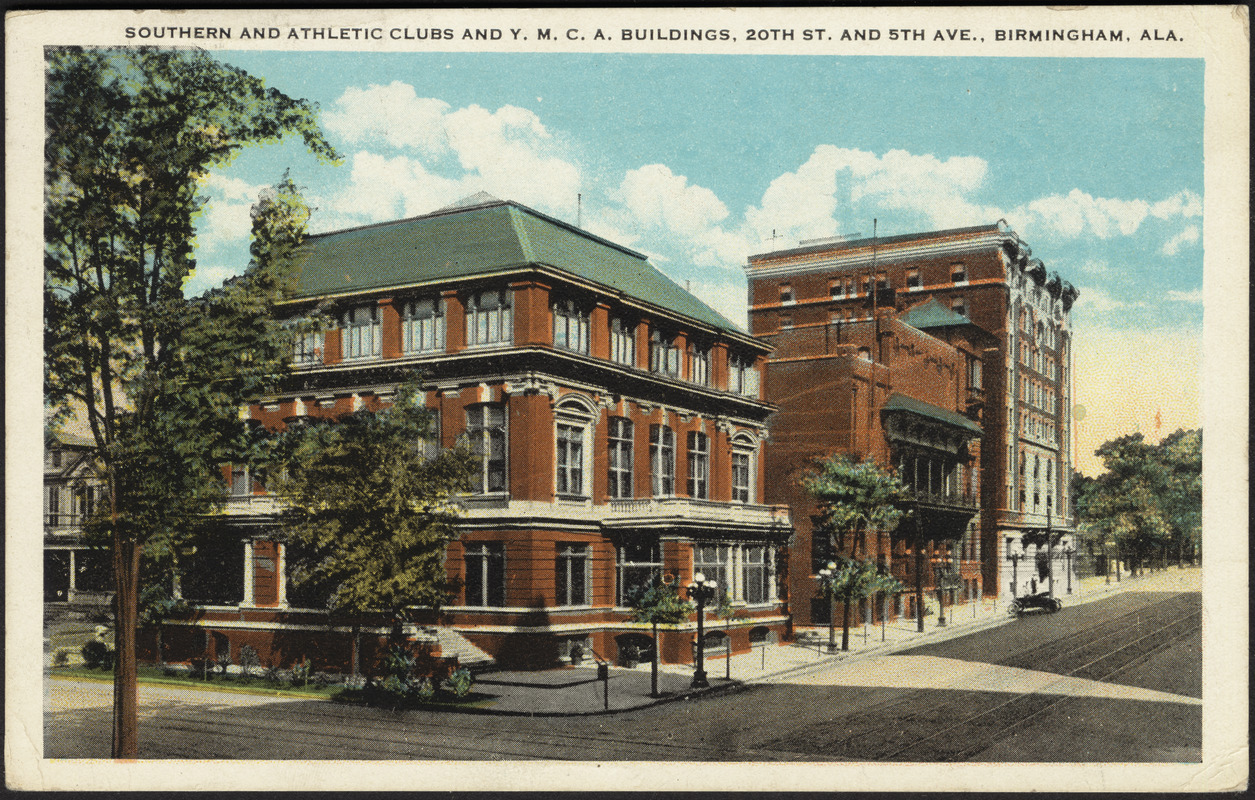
(817, 562), (837, 653)
(687, 573), (717, 689)
(1006, 536), (1022, 598)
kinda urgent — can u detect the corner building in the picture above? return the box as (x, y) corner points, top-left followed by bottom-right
(191, 194), (790, 672)
(746, 222), (1079, 619)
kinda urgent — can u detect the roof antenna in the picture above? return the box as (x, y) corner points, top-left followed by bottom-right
(577, 193), (582, 228)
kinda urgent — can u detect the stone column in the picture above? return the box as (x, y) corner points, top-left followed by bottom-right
(242, 539), (255, 607)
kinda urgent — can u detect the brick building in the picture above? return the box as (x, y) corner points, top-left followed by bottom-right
(746, 221), (1079, 622)
(162, 193), (791, 672)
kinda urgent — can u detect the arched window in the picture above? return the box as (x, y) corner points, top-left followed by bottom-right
(555, 396), (596, 498)
(732, 432), (757, 503)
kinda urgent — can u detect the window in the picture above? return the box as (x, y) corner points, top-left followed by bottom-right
(649, 424), (675, 496)
(732, 450), (752, 503)
(464, 542), (505, 606)
(876, 272), (889, 290)
(906, 270), (922, 290)
(467, 404), (507, 493)
(729, 354), (760, 397)
(743, 545), (772, 604)
(465, 288), (512, 347)
(829, 279), (844, 298)
(555, 544), (589, 606)
(689, 344), (711, 386)
(46, 486), (61, 526)
(340, 304), (381, 360)
(608, 417), (633, 499)
(616, 541), (661, 606)
(778, 314), (793, 331)
(857, 346), (872, 361)
(231, 466), (250, 496)
(966, 355), (983, 390)
(556, 423), (585, 496)
(779, 283), (794, 304)
(687, 432), (709, 499)
(951, 263), (967, 283)
(649, 330), (681, 378)
(552, 297), (590, 354)
(293, 330), (322, 365)
(951, 297), (967, 317)
(610, 317), (636, 367)
(694, 544), (730, 595)
(402, 298), (445, 354)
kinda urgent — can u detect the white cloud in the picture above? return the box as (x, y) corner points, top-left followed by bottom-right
(1072, 285), (1134, 315)
(1165, 287), (1203, 304)
(322, 81), (452, 156)
(1150, 189), (1203, 219)
(1162, 225), (1200, 256)
(616, 164), (729, 238)
(194, 174), (268, 254)
(321, 84), (582, 226)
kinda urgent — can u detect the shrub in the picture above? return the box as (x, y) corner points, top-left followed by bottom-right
(239, 645), (261, 680)
(414, 677), (436, 701)
(81, 639), (114, 670)
(51, 648), (73, 668)
(292, 658), (311, 688)
(312, 671), (333, 689)
(447, 667), (474, 699)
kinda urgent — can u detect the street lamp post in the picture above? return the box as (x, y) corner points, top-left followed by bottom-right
(817, 562), (837, 653)
(1064, 546), (1075, 594)
(1006, 536), (1022, 599)
(934, 561), (947, 628)
(687, 573), (716, 689)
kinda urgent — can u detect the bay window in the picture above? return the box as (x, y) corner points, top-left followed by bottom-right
(555, 544), (590, 606)
(694, 544), (730, 596)
(464, 542), (505, 607)
(616, 540), (661, 606)
(743, 546), (772, 604)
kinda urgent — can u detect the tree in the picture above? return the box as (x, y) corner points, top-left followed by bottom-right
(1157, 429), (1202, 567)
(816, 557), (904, 651)
(44, 46), (337, 757)
(628, 579), (693, 698)
(272, 379), (477, 676)
(802, 455), (910, 645)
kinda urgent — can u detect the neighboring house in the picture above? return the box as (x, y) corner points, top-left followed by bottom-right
(161, 193), (792, 672)
(44, 431), (111, 605)
(746, 221), (1079, 613)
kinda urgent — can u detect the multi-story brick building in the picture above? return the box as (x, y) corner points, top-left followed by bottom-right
(162, 193), (791, 672)
(746, 221), (1079, 619)
(43, 431), (111, 605)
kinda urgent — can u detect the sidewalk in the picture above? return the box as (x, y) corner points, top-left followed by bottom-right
(45, 567), (1201, 716)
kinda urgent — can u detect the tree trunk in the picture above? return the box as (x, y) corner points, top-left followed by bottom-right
(841, 598), (851, 651)
(650, 621), (660, 698)
(111, 534), (140, 758)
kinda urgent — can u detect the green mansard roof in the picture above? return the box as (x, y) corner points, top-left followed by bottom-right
(881, 392), (983, 436)
(287, 196), (745, 336)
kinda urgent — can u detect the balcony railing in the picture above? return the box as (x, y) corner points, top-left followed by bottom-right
(606, 497), (790, 527)
(908, 489), (979, 510)
(221, 495), (283, 516)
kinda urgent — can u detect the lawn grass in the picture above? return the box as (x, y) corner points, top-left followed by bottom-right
(48, 664), (341, 700)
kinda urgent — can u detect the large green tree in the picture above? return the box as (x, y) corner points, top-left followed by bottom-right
(802, 455), (911, 646)
(1077, 429), (1202, 575)
(815, 556), (905, 651)
(271, 379), (476, 674)
(44, 46), (337, 757)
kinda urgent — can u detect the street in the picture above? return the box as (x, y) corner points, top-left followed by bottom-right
(46, 587), (1201, 762)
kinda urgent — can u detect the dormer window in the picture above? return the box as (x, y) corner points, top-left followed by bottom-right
(466, 288), (512, 347)
(341, 304), (381, 360)
(553, 297), (590, 354)
(402, 298), (445, 354)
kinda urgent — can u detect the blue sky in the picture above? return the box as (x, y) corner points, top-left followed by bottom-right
(188, 52), (1204, 474)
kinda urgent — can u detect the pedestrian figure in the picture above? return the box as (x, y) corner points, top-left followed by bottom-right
(1030, 578), (1038, 594)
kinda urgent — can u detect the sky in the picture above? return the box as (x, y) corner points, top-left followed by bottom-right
(186, 52), (1204, 477)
